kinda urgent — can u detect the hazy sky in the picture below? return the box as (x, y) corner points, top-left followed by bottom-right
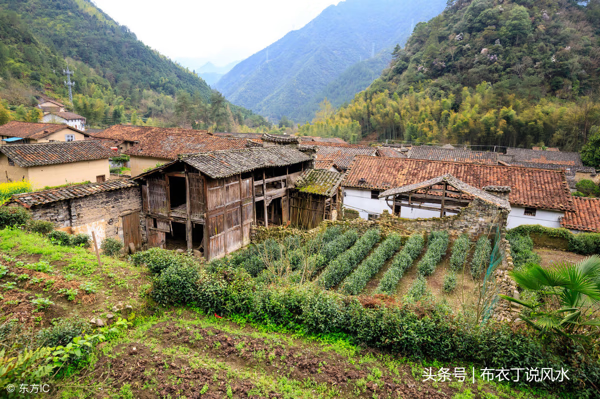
(93, 0), (343, 66)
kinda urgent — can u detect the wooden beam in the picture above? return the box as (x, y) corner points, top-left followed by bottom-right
(263, 170), (268, 228)
(253, 175), (288, 186)
(396, 203), (463, 213)
(441, 181), (447, 218)
(185, 167), (193, 251)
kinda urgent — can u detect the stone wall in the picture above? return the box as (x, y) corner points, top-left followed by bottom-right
(375, 198), (509, 240)
(29, 186), (143, 244)
(30, 201), (71, 229)
(493, 236), (519, 322)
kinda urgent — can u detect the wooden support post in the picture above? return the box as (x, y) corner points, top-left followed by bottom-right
(92, 231), (102, 268)
(441, 182), (447, 218)
(263, 170), (268, 228)
(185, 169), (193, 251)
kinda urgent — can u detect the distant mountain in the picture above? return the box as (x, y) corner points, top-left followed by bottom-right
(0, 0), (267, 129)
(216, 0), (447, 122)
(176, 60), (240, 86)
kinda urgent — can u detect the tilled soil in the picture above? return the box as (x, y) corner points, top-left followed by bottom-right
(134, 321), (452, 398)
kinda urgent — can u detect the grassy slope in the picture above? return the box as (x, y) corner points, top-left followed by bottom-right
(0, 229), (554, 398)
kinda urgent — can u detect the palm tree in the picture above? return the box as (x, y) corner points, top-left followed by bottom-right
(500, 256), (600, 341)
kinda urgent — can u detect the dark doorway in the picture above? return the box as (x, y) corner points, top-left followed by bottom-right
(165, 221), (186, 250)
(169, 176), (187, 210)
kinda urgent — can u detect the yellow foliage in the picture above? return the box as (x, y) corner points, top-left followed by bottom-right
(0, 181), (32, 205)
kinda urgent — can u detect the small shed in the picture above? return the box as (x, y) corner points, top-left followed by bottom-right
(379, 174), (510, 218)
(290, 169), (344, 229)
(5, 180), (143, 249)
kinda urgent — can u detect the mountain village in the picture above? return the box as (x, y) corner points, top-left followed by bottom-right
(0, 1), (600, 398)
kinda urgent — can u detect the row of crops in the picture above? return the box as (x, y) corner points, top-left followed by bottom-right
(213, 226), (492, 298)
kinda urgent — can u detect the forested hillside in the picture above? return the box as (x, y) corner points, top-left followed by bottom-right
(307, 0), (600, 153)
(216, 0), (447, 122)
(0, 0), (270, 131)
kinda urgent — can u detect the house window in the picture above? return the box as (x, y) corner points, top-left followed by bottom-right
(371, 190), (380, 200)
(8, 158), (14, 166)
(524, 208), (537, 217)
(368, 213), (379, 221)
(96, 175), (106, 183)
(65, 134), (75, 142)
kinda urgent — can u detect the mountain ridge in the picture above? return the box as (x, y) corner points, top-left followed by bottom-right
(216, 0), (447, 122)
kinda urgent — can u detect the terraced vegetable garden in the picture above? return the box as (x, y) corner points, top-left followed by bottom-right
(214, 224), (494, 309)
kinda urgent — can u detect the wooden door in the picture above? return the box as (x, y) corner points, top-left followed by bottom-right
(146, 217), (165, 249)
(189, 173), (204, 220)
(122, 212), (142, 251)
(148, 178), (168, 215)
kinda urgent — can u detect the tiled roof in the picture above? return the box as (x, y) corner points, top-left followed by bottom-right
(314, 159), (336, 170)
(298, 136), (347, 144)
(48, 111), (86, 121)
(295, 169), (344, 197)
(0, 141), (114, 167)
(262, 133), (299, 144)
(407, 146), (498, 165)
(314, 145), (376, 171)
(379, 174), (510, 210)
(503, 160), (596, 175)
(0, 121), (83, 139)
(38, 97), (64, 107)
(212, 132), (264, 139)
(90, 125), (210, 144)
(561, 197), (600, 233)
(343, 156), (573, 212)
(505, 148), (584, 167)
(124, 132), (249, 159)
(376, 147), (405, 158)
(6, 180), (137, 208)
(175, 147), (311, 179)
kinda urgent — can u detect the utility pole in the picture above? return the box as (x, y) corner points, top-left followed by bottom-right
(64, 63), (75, 104)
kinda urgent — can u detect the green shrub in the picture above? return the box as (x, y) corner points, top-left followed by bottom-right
(151, 261), (599, 397)
(26, 219), (54, 235)
(471, 236), (492, 278)
(417, 231), (449, 276)
(575, 179), (600, 197)
(0, 206), (31, 229)
(509, 225), (600, 256)
(131, 248), (181, 274)
(36, 318), (89, 348)
(305, 226), (342, 254)
(341, 234), (402, 295)
(152, 262), (200, 305)
(376, 233), (425, 295)
(506, 231), (541, 269)
(28, 261), (52, 273)
(305, 229), (358, 275)
(71, 234), (90, 248)
(319, 229), (380, 289)
(48, 230), (72, 246)
(283, 235), (301, 251)
(450, 234), (470, 272)
(101, 238), (123, 257)
(443, 272), (457, 293)
(405, 275), (429, 301)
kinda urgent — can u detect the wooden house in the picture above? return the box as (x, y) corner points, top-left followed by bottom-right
(133, 147), (312, 261)
(290, 169), (344, 229)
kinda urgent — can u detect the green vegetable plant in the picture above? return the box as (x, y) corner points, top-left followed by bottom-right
(31, 296), (54, 311)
